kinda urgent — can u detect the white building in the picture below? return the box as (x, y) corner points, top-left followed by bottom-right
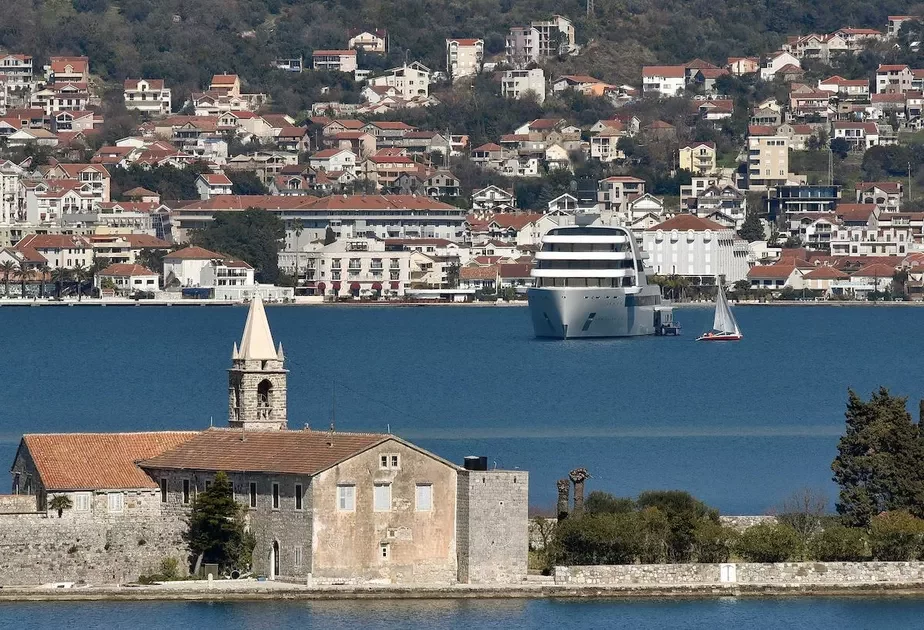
(196, 173), (234, 200)
(501, 68), (546, 103)
(309, 148), (357, 174)
(0, 160), (25, 224)
(97, 263), (160, 295)
(367, 63), (430, 99)
(280, 237), (412, 298)
(446, 39), (484, 81)
(641, 214), (751, 282)
(14, 234), (93, 269)
(163, 245), (227, 287)
(642, 66), (685, 97)
(123, 79), (172, 116)
(312, 50), (358, 73)
(347, 29), (388, 53)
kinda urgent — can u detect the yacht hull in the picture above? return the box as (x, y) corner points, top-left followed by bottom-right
(527, 287), (663, 339)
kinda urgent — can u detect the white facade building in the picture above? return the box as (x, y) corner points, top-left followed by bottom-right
(641, 215), (751, 282)
(123, 79), (172, 116)
(501, 68), (546, 103)
(446, 39), (484, 81)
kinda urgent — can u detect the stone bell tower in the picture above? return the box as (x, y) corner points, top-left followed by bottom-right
(228, 296), (288, 430)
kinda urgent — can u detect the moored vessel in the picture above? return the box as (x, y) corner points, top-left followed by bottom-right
(527, 225), (674, 339)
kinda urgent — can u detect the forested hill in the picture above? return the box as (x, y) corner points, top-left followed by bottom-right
(2, 0), (919, 108)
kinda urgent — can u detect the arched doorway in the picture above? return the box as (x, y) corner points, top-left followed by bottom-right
(269, 540), (280, 579)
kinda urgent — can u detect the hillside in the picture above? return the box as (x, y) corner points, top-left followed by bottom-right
(2, 0), (921, 113)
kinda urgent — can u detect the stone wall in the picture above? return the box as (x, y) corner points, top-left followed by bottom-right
(554, 562), (924, 586)
(0, 494), (39, 514)
(0, 512), (187, 586)
(719, 515), (777, 531)
(457, 470), (529, 584)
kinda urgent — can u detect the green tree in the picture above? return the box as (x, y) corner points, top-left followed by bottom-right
(192, 209), (286, 283)
(228, 171), (269, 195)
(832, 388), (924, 527)
(869, 510), (924, 561)
(49, 494), (72, 518)
(37, 264), (50, 299)
(693, 519), (738, 563)
(735, 522), (800, 562)
(323, 226), (336, 245)
(585, 491), (635, 515)
(0, 260), (16, 297)
(738, 210), (765, 242)
(71, 264), (89, 302)
(808, 525), (868, 561)
(830, 137), (850, 159)
(51, 267), (70, 298)
(636, 490), (718, 562)
(291, 219), (304, 286)
(774, 488), (829, 559)
(184, 471), (255, 572)
(551, 512), (641, 565)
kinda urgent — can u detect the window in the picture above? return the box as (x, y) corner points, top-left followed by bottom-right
(294, 546), (303, 568)
(75, 492), (91, 512)
(374, 483), (392, 512)
(416, 484), (433, 512)
(272, 483), (280, 509)
(295, 483), (303, 510)
(380, 543), (390, 559)
(379, 454), (400, 469)
(337, 484), (355, 511)
(249, 482), (257, 508)
(108, 492), (124, 513)
(183, 479), (190, 504)
(160, 478), (167, 503)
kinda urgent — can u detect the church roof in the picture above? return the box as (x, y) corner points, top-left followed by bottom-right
(236, 296), (279, 361)
(19, 431), (200, 490)
(139, 428), (394, 475)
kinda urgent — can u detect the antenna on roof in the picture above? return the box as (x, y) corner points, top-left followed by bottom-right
(330, 381), (336, 430)
(209, 416), (213, 428)
(387, 423), (391, 434)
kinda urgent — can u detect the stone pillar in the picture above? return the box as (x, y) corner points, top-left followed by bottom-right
(569, 468), (590, 516)
(556, 478), (570, 520)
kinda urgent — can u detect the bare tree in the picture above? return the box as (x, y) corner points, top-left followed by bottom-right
(569, 468), (590, 516)
(772, 487), (829, 559)
(556, 478), (570, 520)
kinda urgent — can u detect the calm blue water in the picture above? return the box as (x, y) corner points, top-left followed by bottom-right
(1, 597), (923, 629)
(0, 304), (919, 514)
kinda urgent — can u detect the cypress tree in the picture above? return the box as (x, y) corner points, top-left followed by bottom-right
(737, 210), (765, 242)
(832, 388), (924, 527)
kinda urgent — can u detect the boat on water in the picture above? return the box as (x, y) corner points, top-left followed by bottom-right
(527, 225), (675, 339)
(697, 283), (742, 341)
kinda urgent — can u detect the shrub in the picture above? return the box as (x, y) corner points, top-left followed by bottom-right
(636, 507), (670, 564)
(808, 525), (868, 561)
(551, 513), (642, 565)
(161, 557), (180, 580)
(693, 520), (739, 563)
(870, 510), (924, 561)
(735, 522), (800, 562)
(637, 490), (719, 562)
(585, 491), (635, 515)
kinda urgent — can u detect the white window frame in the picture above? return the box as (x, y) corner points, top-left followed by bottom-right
(337, 484), (355, 511)
(294, 545), (303, 567)
(380, 543), (390, 560)
(107, 492), (124, 513)
(379, 453), (400, 470)
(415, 483), (433, 512)
(373, 483), (392, 512)
(74, 492), (91, 512)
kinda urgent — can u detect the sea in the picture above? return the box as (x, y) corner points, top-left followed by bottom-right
(1, 303), (920, 515)
(1, 303), (922, 627)
(1, 597), (924, 628)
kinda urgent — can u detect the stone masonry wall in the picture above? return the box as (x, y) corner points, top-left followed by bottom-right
(0, 495), (39, 513)
(0, 512), (187, 586)
(554, 562), (924, 586)
(457, 470), (529, 584)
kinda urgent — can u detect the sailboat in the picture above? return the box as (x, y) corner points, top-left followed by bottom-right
(697, 283), (742, 341)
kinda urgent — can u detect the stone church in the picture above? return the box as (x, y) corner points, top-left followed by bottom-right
(2, 298), (528, 586)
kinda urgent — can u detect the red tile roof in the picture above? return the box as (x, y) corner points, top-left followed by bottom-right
(200, 173), (232, 186)
(447, 39), (483, 46)
(642, 65), (686, 78)
(856, 181), (902, 193)
(460, 264), (498, 280)
(164, 246), (224, 260)
(22, 432), (200, 491)
(747, 264), (798, 279)
(853, 263), (897, 278)
(99, 263), (157, 277)
(313, 49), (357, 56)
(140, 428), (392, 475)
(803, 265), (849, 280)
(748, 125), (778, 136)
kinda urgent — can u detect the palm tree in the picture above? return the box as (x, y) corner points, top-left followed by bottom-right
(49, 494), (72, 518)
(0, 260), (16, 297)
(71, 264), (88, 301)
(37, 263), (50, 298)
(18, 263), (26, 298)
(51, 267), (71, 298)
(292, 219), (304, 287)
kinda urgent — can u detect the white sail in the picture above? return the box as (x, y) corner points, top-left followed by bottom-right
(713, 284), (739, 335)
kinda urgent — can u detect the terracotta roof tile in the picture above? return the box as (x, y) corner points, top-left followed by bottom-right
(99, 263), (157, 277)
(647, 215), (727, 231)
(140, 428), (390, 475)
(164, 246), (224, 260)
(22, 432), (199, 490)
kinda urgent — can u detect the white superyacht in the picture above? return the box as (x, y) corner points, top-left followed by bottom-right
(527, 225), (675, 339)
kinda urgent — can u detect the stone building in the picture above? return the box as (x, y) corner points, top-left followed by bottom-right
(1, 297), (528, 586)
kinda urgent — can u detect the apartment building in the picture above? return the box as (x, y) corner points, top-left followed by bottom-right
(597, 176), (646, 222)
(347, 29), (388, 53)
(367, 62), (430, 99)
(876, 64), (915, 93)
(679, 142), (716, 174)
(746, 125), (789, 190)
(446, 39), (483, 81)
(642, 66), (686, 97)
(501, 69), (546, 103)
(312, 50), (358, 73)
(642, 214), (751, 282)
(123, 79), (172, 116)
